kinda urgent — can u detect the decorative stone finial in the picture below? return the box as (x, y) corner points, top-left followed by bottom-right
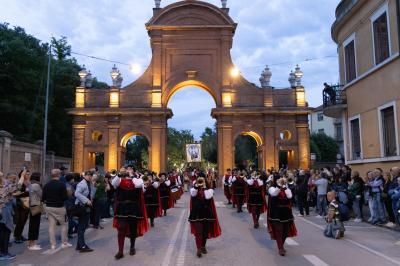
(155, 0), (161, 8)
(85, 70), (93, 88)
(288, 71), (296, 88)
(78, 65), (88, 87)
(259, 65), (272, 88)
(294, 64), (303, 86)
(221, 0), (227, 8)
(110, 64), (122, 88)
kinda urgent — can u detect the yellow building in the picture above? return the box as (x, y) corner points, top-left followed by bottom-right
(324, 0), (400, 174)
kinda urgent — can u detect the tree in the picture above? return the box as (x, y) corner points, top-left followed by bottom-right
(125, 136), (149, 170)
(310, 132), (339, 162)
(51, 36), (71, 60)
(234, 135), (258, 169)
(167, 128), (194, 171)
(200, 126), (217, 164)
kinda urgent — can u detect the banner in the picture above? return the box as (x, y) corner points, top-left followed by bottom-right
(186, 143), (201, 162)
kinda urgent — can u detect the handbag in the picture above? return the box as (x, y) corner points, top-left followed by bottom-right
(30, 204), (44, 216)
(20, 197), (30, 209)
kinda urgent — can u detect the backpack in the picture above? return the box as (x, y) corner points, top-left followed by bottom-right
(338, 203), (350, 221)
(337, 191), (348, 204)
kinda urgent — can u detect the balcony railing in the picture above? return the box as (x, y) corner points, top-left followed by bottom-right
(323, 84), (345, 108)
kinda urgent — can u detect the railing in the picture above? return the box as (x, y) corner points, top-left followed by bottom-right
(323, 84), (345, 108)
(335, 0), (358, 22)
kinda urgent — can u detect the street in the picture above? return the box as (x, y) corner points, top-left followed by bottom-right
(5, 190), (400, 266)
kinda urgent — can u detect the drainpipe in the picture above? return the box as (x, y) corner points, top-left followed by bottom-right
(397, 0), (400, 52)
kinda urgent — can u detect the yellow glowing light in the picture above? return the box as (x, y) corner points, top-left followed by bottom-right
(230, 67), (240, 78)
(296, 89), (306, 107)
(129, 63), (142, 75)
(152, 92), (162, 108)
(109, 91), (119, 107)
(222, 92), (232, 107)
(75, 88), (85, 108)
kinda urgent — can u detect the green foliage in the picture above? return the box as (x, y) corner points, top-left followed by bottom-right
(200, 126), (217, 164)
(0, 23), (107, 157)
(310, 138), (322, 161)
(310, 132), (339, 162)
(126, 136), (149, 170)
(51, 36), (71, 60)
(234, 135), (258, 169)
(167, 128), (194, 171)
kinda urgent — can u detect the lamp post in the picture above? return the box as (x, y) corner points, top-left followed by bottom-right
(155, 0), (161, 8)
(221, 0), (227, 8)
(42, 45), (51, 177)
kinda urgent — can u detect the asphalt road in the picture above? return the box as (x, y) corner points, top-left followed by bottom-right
(4, 190), (400, 266)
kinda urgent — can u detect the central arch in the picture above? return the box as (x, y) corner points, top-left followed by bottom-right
(164, 80), (218, 107)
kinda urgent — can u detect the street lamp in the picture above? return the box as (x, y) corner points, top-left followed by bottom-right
(155, 0), (161, 8)
(78, 65), (88, 87)
(221, 0), (227, 8)
(230, 67), (240, 78)
(294, 64), (303, 86)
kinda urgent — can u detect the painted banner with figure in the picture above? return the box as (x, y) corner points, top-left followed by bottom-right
(186, 144), (201, 162)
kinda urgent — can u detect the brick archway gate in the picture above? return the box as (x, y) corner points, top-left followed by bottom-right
(69, 1), (311, 175)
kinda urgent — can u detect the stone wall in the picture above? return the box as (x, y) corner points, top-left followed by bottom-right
(0, 130), (71, 183)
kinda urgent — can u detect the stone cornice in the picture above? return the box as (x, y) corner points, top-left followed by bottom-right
(68, 108), (173, 119)
(211, 107), (311, 118)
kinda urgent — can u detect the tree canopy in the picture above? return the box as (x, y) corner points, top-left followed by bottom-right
(310, 132), (339, 162)
(0, 23), (106, 157)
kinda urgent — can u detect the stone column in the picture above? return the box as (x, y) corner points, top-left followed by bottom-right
(150, 125), (163, 174)
(264, 127), (276, 170)
(72, 126), (85, 173)
(107, 126), (119, 171)
(297, 125), (310, 169)
(0, 130), (13, 174)
(217, 124), (233, 176)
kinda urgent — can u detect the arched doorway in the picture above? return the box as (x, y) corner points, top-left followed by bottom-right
(234, 131), (263, 170)
(120, 132), (150, 171)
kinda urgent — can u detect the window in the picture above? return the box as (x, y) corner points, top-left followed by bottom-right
(318, 129), (325, 134)
(380, 106), (397, 156)
(317, 113), (324, 121)
(350, 118), (361, 160)
(344, 38), (356, 83)
(372, 6), (390, 65)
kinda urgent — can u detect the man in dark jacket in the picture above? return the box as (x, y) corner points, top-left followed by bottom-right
(296, 170), (309, 216)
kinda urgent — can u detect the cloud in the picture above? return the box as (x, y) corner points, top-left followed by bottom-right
(0, 0), (340, 133)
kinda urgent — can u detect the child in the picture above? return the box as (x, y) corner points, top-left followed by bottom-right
(324, 191), (345, 239)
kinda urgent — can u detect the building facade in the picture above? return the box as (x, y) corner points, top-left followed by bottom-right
(309, 105), (344, 158)
(324, 0), (400, 174)
(68, 1), (311, 176)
